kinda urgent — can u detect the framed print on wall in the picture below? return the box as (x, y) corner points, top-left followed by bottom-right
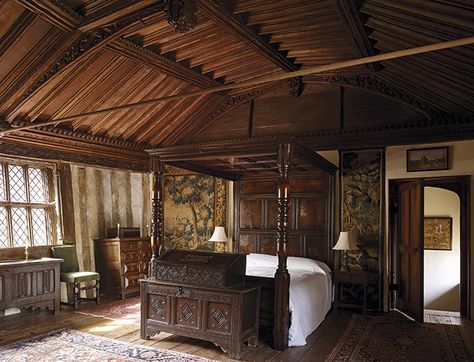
(424, 217), (452, 250)
(406, 147), (449, 172)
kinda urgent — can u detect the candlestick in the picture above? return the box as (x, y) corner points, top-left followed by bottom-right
(116, 223), (120, 239)
(25, 244), (29, 261)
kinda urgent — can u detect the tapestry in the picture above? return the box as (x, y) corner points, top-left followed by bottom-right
(326, 314), (474, 361)
(0, 328), (216, 361)
(163, 166), (226, 251)
(341, 150), (384, 308)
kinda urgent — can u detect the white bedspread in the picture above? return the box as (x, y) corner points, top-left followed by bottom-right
(246, 253), (332, 346)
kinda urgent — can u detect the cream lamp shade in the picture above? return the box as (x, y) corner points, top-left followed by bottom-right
(209, 226), (228, 242)
(333, 231), (358, 251)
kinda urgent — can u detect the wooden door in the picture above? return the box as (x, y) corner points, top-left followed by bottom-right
(396, 181), (424, 322)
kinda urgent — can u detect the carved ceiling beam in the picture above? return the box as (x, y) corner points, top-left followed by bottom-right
(335, 0), (383, 72)
(163, 0), (197, 33)
(78, 0), (159, 32)
(198, 0), (299, 72)
(5, 2), (164, 122)
(15, 0), (82, 31)
(106, 38), (224, 91)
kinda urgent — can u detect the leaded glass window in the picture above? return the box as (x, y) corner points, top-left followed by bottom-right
(0, 160), (57, 248)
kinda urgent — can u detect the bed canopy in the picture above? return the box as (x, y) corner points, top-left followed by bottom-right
(146, 137), (337, 350)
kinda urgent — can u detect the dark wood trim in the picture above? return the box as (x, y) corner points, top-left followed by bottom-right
(198, 0), (298, 72)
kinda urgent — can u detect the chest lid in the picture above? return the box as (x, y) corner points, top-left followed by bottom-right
(154, 249), (247, 288)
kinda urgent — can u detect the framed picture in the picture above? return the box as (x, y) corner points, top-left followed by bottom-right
(424, 217), (452, 250)
(406, 147), (449, 172)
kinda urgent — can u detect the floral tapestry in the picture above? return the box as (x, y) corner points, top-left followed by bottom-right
(341, 149), (384, 309)
(163, 166), (226, 251)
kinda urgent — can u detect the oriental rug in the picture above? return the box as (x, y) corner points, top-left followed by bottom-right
(326, 314), (474, 361)
(0, 328), (215, 361)
(77, 296), (141, 324)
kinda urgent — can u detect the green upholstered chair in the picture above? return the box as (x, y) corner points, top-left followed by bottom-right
(51, 245), (100, 310)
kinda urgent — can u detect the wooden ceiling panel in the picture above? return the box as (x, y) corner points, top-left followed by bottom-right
(0, 0), (472, 164)
(361, 0), (474, 117)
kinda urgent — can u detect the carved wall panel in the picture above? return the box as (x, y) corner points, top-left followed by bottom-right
(235, 174), (335, 266)
(0, 275), (3, 302)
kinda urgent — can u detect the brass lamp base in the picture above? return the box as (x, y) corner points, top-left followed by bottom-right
(213, 241), (227, 253)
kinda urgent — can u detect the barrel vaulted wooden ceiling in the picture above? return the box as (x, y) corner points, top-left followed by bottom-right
(0, 0), (473, 171)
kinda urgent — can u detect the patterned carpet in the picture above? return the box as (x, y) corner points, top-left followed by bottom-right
(77, 296), (141, 324)
(327, 314), (474, 361)
(0, 329), (215, 361)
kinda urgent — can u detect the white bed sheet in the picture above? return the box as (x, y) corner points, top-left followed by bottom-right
(246, 253), (332, 347)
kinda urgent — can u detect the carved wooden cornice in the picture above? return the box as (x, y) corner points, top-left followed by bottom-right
(107, 38), (223, 90)
(198, 0), (298, 72)
(0, 118), (147, 149)
(0, 130), (149, 171)
(163, 0), (197, 33)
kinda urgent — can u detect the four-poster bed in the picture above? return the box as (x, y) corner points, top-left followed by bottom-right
(143, 138), (337, 353)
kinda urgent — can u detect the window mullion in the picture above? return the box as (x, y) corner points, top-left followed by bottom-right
(4, 164), (13, 248)
(25, 166), (34, 247)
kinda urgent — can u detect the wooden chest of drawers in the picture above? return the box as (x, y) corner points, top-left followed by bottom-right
(0, 258), (61, 314)
(94, 237), (151, 299)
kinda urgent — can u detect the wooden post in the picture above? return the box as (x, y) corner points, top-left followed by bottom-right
(149, 155), (164, 277)
(274, 143), (292, 351)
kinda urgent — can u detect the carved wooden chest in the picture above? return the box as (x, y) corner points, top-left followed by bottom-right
(153, 249), (246, 288)
(141, 250), (259, 359)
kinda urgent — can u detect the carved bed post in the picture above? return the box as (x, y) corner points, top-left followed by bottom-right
(274, 143), (292, 351)
(149, 155), (164, 277)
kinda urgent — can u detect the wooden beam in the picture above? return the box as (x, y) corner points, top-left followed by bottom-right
(15, 0), (82, 31)
(335, 0), (383, 72)
(78, 0), (159, 32)
(106, 38), (224, 90)
(198, 0), (298, 72)
(1, 36), (473, 134)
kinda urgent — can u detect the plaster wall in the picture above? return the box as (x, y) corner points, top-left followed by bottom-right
(424, 187), (460, 312)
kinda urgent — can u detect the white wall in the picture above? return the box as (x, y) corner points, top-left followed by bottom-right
(424, 187), (460, 312)
(385, 139), (474, 317)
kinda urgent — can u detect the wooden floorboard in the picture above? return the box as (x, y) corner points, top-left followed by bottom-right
(2, 303), (474, 361)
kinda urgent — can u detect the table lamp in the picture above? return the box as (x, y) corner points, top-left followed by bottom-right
(333, 231), (358, 271)
(209, 226), (228, 252)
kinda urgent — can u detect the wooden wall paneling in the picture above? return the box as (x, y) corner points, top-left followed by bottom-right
(239, 199), (263, 229)
(239, 234), (257, 254)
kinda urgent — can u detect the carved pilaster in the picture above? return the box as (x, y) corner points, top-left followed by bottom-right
(274, 143), (293, 351)
(150, 156), (164, 277)
(163, 0), (197, 33)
